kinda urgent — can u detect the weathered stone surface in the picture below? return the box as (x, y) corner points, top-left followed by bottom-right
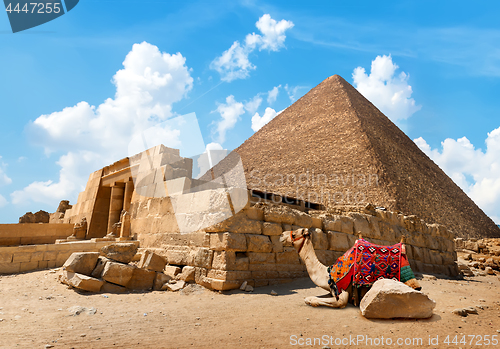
(63, 252), (99, 276)
(294, 212), (313, 228)
(162, 280), (186, 292)
(360, 279), (436, 319)
(102, 262), (135, 287)
(191, 248), (213, 269)
(19, 210), (50, 223)
(126, 267), (156, 290)
(138, 251), (166, 272)
(153, 272), (172, 291)
(101, 281), (128, 293)
(59, 271), (104, 292)
(56, 200), (72, 213)
(270, 236), (284, 253)
(210, 232), (247, 251)
(246, 234), (272, 252)
(244, 207), (264, 221)
(91, 257), (109, 279)
(164, 265), (182, 278)
(212, 251), (249, 271)
(311, 228), (328, 250)
(248, 252), (275, 264)
(100, 243), (138, 264)
(177, 266), (196, 282)
(327, 231), (351, 252)
(206, 212), (262, 234)
(262, 222), (282, 236)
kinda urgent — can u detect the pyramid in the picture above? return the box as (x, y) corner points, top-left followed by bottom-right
(231, 75), (500, 238)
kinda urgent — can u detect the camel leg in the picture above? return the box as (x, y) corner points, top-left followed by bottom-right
(304, 290), (349, 308)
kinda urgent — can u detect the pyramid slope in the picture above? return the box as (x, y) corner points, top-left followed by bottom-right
(233, 75), (499, 238)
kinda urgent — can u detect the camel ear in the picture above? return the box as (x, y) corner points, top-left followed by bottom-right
(303, 228), (310, 237)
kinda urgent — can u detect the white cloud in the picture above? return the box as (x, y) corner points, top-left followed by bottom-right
(284, 84), (308, 102)
(0, 156), (12, 186)
(244, 94), (263, 115)
(0, 194), (7, 207)
(13, 42), (193, 207)
(267, 85), (280, 105)
(352, 54), (421, 121)
(212, 95), (245, 144)
(251, 107), (280, 132)
(414, 127), (500, 223)
(210, 14), (294, 82)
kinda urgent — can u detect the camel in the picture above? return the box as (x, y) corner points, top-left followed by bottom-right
(280, 228), (421, 308)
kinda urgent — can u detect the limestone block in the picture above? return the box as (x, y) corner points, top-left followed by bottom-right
(38, 260), (48, 269)
(454, 238), (464, 250)
(443, 239), (455, 253)
(91, 257), (109, 278)
(367, 216), (382, 239)
(311, 228), (328, 250)
(178, 266), (196, 282)
(246, 235), (272, 253)
(282, 224), (292, 232)
(194, 267), (209, 285)
(206, 212), (262, 234)
(316, 250), (342, 266)
(47, 260), (56, 268)
(59, 271), (104, 292)
(43, 250), (58, 261)
(207, 269), (251, 281)
(262, 222), (282, 236)
(165, 248), (190, 265)
(311, 216), (322, 229)
(360, 279), (436, 319)
(210, 232), (247, 251)
(56, 252), (73, 266)
(244, 207), (264, 221)
(379, 222), (397, 243)
(63, 252), (100, 276)
(101, 282), (128, 293)
(270, 236), (284, 253)
(20, 261), (39, 272)
(248, 252), (275, 264)
(102, 262), (135, 287)
(100, 243), (138, 264)
(411, 245), (423, 262)
(249, 263), (277, 271)
(0, 262), (20, 274)
(212, 251), (249, 271)
(30, 251), (44, 263)
(350, 213), (371, 236)
(294, 212), (313, 228)
(0, 253), (12, 263)
(429, 250), (442, 265)
(126, 268), (156, 290)
(264, 210), (295, 225)
(337, 216), (354, 235)
(191, 248), (213, 269)
(251, 270), (266, 279)
(163, 280), (186, 292)
(153, 272), (172, 291)
(441, 251), (455, 265)
(276, 251), (300, 264)
(164, 265), (182, 277)
(138, 251), (167, 272)
(209, 278), (240, 291)
(278, 264), (307, 272)
(327, 231), (351, 252)
(12, 252), (31, 263)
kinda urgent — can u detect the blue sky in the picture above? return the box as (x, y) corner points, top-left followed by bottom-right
(1, 0), (499, 224)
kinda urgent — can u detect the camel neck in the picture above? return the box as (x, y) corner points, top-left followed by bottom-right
(298, 238), (330, 291)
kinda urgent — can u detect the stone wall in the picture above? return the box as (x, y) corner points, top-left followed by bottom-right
(131, 197), (458, 291)
(0, 240), (139, 275)
(0, 223), (74, 246)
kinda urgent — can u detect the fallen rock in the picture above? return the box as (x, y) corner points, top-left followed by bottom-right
(138, 251), (166, 272)
(239, 281), (248, 291)
(457, 262), (474, 276)
(464, 306), (478, 315)
(153, 272), (172, 291)
(177, 266), (195, 282)
(271, 290), (278, 296)
(244, 285), (254, 292)
(452, 308), (468, 317)
(63, 252), (99, 276)
(101, 262), (135, 287)
(67, 306), (86, 316)
(360, 278), (436, 319)
(164, 265), (182, 278)
(100, 243), (138, 264)
(101, 281), (128, 294)
(91, 257), (109, 278)
(485, 266), (495, 275)
(162, 280), (186, 292)
(19, 210), (50, 223)
(126, 268), (156, 290)
(59, 271), (104, 292)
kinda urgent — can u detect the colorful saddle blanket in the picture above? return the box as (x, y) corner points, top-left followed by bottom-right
(327, 238), (415, 295)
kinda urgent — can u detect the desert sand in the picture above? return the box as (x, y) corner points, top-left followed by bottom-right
(0, 269), (499, 349)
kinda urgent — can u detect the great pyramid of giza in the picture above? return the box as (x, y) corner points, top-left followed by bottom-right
(231, 75), (499, 238)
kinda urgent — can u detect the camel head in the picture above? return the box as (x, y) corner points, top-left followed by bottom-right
(280, 228), (310, 252)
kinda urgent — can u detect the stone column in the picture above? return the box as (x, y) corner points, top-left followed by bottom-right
(123, 179), (134, 212)
(107, 183), (125, 235)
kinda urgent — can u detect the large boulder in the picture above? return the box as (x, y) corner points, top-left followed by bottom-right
(56, 200), (72, 213)
(360, 278), (436, 319)
(59, 271), (104, 292)
(100, 243), (138, 264)
(62, 252), (100, 276)
(138, 251), (167, 272)
(101, 261), (135, 287)
(126, 268), (156, 290)
(19, 210), (50, 223)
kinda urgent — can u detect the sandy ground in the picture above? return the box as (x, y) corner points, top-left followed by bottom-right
(0, 270), (499, 349)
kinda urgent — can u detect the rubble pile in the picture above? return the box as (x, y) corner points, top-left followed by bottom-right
(455, 238), (500, 277)
(58, 243), (195, 293)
